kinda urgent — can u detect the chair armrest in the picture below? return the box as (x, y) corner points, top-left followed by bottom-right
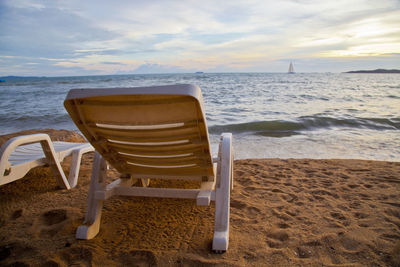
(0, 134), (53, 176)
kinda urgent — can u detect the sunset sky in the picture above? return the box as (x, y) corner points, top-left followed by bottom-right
(0, 0), (399, 76)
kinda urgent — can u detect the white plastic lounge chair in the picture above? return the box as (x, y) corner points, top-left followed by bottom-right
(0, 134), (94, 189)
(64, 84), (234, 252)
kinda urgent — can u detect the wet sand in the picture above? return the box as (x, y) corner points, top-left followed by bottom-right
(0, 129), (399, 266)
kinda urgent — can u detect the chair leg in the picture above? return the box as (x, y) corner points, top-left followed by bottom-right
(67, 149), (83, 188)
(67, 145), (93, 188)
(231, 153), (234, 191)
(213, 133), (233, 253)
(76, 152), (107, 239)
(40, 140), (71, 190)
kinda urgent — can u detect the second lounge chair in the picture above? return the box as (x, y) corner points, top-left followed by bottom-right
(0, 133), (94, 189)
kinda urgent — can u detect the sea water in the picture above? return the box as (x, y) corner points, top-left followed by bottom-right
(0, 73), (399, 160)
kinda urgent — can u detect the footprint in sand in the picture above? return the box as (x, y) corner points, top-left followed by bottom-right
(339, 234), (361, 251)
(266, 229), (290, 249)
(0, 242), (38, 265)
(58, 247), (93, 266)
(246, 206), (261, 219)
(0, 245), (11, 261)
(11, 209), (23, 220)
(42, 260), (63, 267)
(37, 209), (69, 237)
(29, 208), (80, 238)
(268, 229), (289, 242)
(266, 240), (283, 248)
(42, 209), (67, 226)
(117, 250), (158, 266)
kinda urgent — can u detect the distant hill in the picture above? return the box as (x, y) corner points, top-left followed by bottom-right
(345, 69), (400, 73)
(0, 76), (43, 79)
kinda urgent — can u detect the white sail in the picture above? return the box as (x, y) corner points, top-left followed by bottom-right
(288, 62), (295, 74)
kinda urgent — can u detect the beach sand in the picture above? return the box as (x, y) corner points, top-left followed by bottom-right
(0, 129), (399, 266)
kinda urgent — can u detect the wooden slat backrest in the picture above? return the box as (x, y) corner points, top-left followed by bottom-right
(64, 84), (214, 181)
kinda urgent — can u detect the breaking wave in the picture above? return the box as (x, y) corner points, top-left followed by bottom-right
(209, 116), (400, 137)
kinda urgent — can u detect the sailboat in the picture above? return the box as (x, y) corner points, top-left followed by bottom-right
(288, 62), (295, 74)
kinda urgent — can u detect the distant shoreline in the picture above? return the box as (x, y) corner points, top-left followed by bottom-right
(345, 69), (400, 73)
(2, 70), (400, 78)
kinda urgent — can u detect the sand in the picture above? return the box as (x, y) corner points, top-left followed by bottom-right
(0, 129), (399, 266)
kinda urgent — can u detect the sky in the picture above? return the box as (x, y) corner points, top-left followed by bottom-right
(0, 0), (399, 76)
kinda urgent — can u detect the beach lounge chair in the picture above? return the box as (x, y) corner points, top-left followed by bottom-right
(0, 134), (94, 189)
(64, 84), (234, 252)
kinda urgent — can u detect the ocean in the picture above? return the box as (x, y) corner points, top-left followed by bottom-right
(1, 73), (399, 161)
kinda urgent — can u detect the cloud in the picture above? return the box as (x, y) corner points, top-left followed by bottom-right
(101, 61), (126, 65)
(132, 63), (189, 74)
(0, 0), (399, 75)
(0, 3), (118, 59)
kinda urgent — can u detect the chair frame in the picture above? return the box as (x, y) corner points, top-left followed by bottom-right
(76, 133), (233, 252)
(65, 84), (234, 252)
(0, 133), (94, 189)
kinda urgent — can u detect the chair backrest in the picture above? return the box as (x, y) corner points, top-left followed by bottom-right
(64, 84), (215, 181)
